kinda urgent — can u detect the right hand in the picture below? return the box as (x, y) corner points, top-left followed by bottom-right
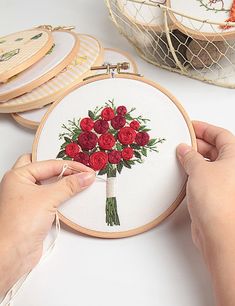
(177, 121), (235, 306)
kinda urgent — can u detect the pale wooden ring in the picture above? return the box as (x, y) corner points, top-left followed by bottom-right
(0, 28), (53, 83)
(0, 34), (104, 113)
(0, 30), (80, 102)
(32, 73), (196, 239)
(167, 0), (235, 41)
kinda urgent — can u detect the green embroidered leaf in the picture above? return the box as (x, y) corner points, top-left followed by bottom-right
(15, 38), (23, 42)
(123, 160), (132, 169)
(63, 156), (72, 160)
(0, 40), (6, 44)
(116, 143), (123, 151)
(64, 137), (71, 143)
(127, 160), (135, 165)
(56, 150), (66, 158)
(61, 142), (68, 149)
(72, 134), (79, 141)
(31, 33), (43, 40)
(98, 167), (108, 176)
(141, 147), (147, 157)
(88, 110), (95, 120)
(148, 139), (157, 146)
(117, 162), (124, 174)
(141, 128), (151, 132)
(125, 114), (133, 121)
(134, 151), (142, 159)
(130, 143), (141, 150)
(46, 43), (55, 55)
(139, 125), (146, 131)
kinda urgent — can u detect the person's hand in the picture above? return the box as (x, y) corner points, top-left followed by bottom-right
(177, 121), (235, 306)
(0, 155), (95, 296)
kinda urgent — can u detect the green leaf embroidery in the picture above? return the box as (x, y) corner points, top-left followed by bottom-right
(134, 151), (142, 159)
(141, 147), (147, 157)
(98, 167), (108, 176)
(116, 143), (123, 151)
(123, 160), (132, 169)
(117, 162), (124, 174)
(88, 110), (95, 120)
(56, 150), (66, 158)
(63, 156), (72, 160)
(64, 137), (71, 143)
(130, 143), (141, 150)
(31, 33), (43, 40)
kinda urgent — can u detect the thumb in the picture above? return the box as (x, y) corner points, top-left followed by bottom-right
(176, 143), (205, 175)
(50, 171), (96, 205)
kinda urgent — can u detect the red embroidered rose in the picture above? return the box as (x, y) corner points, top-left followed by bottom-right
(118, 127), (136, 145)
(74, 152), (90, 166)
(135, 132), (150, 146)
(101, 107), (115, 121)
(80, 117), (94, 132)
(130, 120), (140, 130)
(94, 119), (109, 134)
(108, 150), (122, 164)
(65, 143), (80, 158)
(121, 147), (134, 160)
(98, 133), (115, 150)
(90, 152), (108, 170)
(117, 106), (127, 116)
(78, 132), (98, 150)
(111, 115), (126, 130)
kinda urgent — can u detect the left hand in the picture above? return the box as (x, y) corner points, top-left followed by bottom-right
(0, 154), (95, 296)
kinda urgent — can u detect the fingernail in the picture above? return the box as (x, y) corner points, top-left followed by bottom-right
(176, 143), (192, 158)
(76, 171), (95, 188)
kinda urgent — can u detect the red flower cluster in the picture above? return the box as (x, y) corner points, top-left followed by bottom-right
(63, 103), (151, 171)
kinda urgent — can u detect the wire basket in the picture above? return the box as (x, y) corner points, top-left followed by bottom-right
(105, 0), (235, 88)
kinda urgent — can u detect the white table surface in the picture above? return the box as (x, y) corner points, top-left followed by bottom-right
(2, 1), (235, 305)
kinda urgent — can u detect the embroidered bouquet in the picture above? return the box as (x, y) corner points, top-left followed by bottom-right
(57, 99), (165, 226)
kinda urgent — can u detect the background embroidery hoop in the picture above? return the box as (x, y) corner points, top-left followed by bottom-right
(0, 34), (103, 113)
(32, 73), (196, 239)
(0, 28), (53, 83)
(11, 47), (138, 130)
(117, 0), (173, 31)
(167, 0), (235, 40)
(0, 30), (80, 102)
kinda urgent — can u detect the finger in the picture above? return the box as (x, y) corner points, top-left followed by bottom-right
(16, 159), (93, 183)
(193, 121), (235, 150)
(12, 154), (32, 169)
(47, 171), (96, 205)
(177, 143), (205, 175)
(196, 139), (218, 161)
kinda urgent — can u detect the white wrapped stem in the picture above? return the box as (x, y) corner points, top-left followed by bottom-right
(106, 177), (116, 198)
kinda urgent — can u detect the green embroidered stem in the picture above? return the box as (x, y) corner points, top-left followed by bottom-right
(196, 0), (230, 12)
(106, 166), (120, 226)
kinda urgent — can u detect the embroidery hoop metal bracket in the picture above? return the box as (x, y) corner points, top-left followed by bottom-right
(83, 62), (142, 81)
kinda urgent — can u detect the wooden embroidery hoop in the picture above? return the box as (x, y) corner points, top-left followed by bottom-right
(0, 34), (104, 113)
(32, 72), (196, 239)
(167, 0), (235, 40)
(0, 30), (80, 102)
(116, 0), (174, 31)
(12, 47), (138, 130)
(0, 28), (53, 83)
